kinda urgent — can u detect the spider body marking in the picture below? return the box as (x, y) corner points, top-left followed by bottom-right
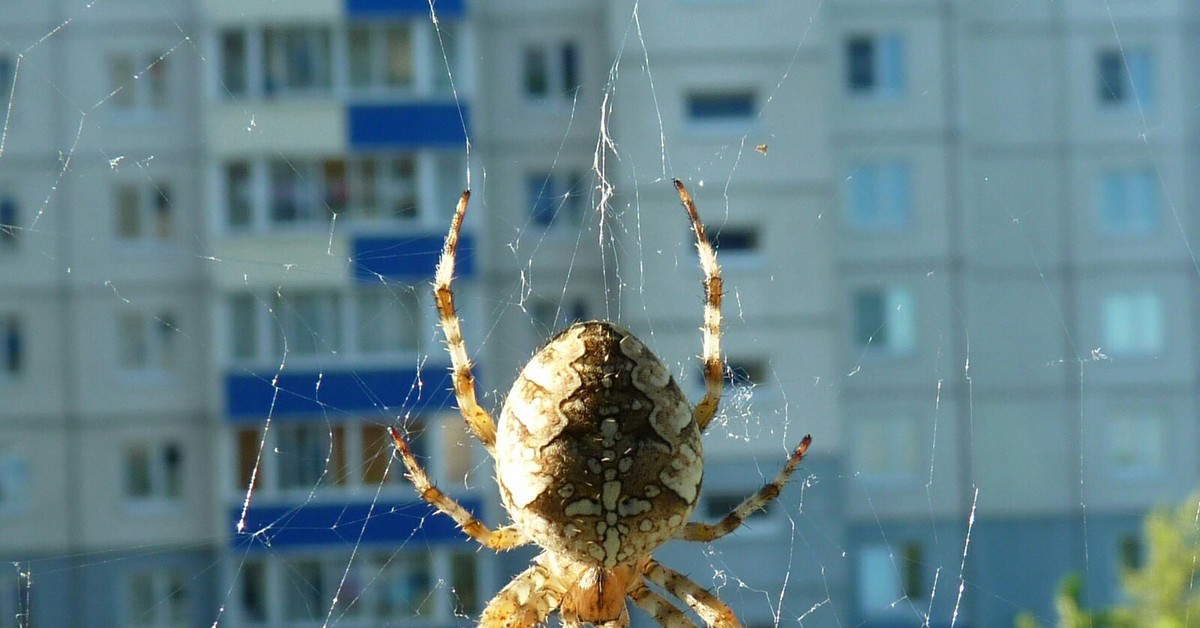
(389, 180), (812, 627)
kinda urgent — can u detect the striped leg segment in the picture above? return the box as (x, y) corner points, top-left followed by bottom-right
(389, 427), (528, 551)
(674, 179), (724, 432)
(679, 435), (811, 543)
(434, 189), (498, 452)
(630, 581), (692, 627)
(478, 562), (562, 628)
(643, 560), (741, 628)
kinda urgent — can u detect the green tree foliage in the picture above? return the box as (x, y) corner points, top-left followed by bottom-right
(1016, 493), (1200, 628)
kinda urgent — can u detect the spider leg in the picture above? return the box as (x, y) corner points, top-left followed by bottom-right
(389, 427), (528, 551)
(435, 190), (498, 453)
(478, 560), (562, 627)
(630, 581), (692, 627)
(674, 179), (724, 432)
(643, 560), (741, 628)
(678, 435), (811, 543)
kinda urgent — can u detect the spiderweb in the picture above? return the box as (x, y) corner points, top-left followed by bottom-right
(1, 1), (1197, 627)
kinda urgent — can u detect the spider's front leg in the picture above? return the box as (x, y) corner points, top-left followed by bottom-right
(389, 427), (528, 551)
(678, 435), (811, 543)
(435, 189), (499, 452)
(674, 179), (724, 432)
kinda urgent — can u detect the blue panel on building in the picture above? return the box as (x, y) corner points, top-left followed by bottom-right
(346, 0), (464, 18)
(348, 103), (468, 149)
(231, 498), (480, 550)
(352, 234), (474, 282)
(225, 367), (455, 420)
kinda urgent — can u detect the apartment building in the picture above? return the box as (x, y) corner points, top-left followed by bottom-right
(0, 0), (214, 625)
(2, 1), (1194, 627)
(833, 3), (1195, 627)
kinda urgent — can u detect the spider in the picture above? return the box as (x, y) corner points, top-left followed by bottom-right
(389, 179), (812, 627)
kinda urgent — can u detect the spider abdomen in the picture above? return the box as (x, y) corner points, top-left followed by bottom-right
(496, 321), (703, 568)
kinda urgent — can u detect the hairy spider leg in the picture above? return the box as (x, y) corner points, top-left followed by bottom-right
(478, 561), (563, 627)
(389, 427), (528, 551)
(629, 581), (693, 627)
(434, 189), (498, 452)
(679, 435), (812, 543)
(674, 179), (724, 432)
(644, 560), (741, 628)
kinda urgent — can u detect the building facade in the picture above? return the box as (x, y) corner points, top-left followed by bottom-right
(0, 1), (1195, 627)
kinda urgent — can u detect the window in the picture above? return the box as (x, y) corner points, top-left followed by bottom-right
(355, 288), (419, 355)
(530, 298), (590, 339)
(348, 24), (415, 92)
(124, 569), (186, 627)
(123, 442), (183, 502)
(228, 294), (259, 360)
(1098, 169), (1157, 235)
(522, 42), (580, 101)
(845, 34), (905, 98)
(272, 291), (341, 358)
(852, 287), (915, 354)
(269, 160), (325, 226)
(0, 573), (26, 628)
(108, 52), (169, 114)
(368, 553), (434, 618)
(711, 227), (760, 254)
(0, 448), (29, 513)
(225, 162), (253, 229)
(235, 428), (261, 491)
(527, 171), (586, 229)
(117, 311), (177, 372)
(857, 542), (924, 613)
(855, 416), (920, 481)
(0, 194), (16, 246)
(263, 27), (332, 96)
(240, 421), (428, 494)
(703, 490), (773, 525)
(2, 314), (22, 376)
(276, 424), (345, 490)
(228, 155), (435, 230)
(219, 31), (247, 96)
(115, 181), (172, 241)
(1101, 291), (1163, 356)
(0, 55), (12, 110)
(846, 162), (911, 230)
(901, 542), (924, 599)
(686, 90), (756, 122)
(451, 553), (480, 616)
(283, 559), (326, 621)
(1111, 410), (1166, 474)
(1097, 48), (1154, 108)
(724, 359), (767, 389)
(238, 562), (267, 622)
(858, 544), (900, 614)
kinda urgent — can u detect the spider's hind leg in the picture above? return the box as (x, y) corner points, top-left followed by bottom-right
(478, 560), (563, 628)
(643, 560), (741, 628)
(389, 427), (528, 551)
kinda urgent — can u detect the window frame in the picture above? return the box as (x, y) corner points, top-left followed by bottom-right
(851, 286), (916, 356)
(844, 32), (905, 100)
(122, 440), (185, 507)
(1100, 290), (1164, 357)
(845, 161), (912, 231)
(106, 50), (171, 118)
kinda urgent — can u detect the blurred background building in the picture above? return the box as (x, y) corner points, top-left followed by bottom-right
(0, 0), (1193, 626)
